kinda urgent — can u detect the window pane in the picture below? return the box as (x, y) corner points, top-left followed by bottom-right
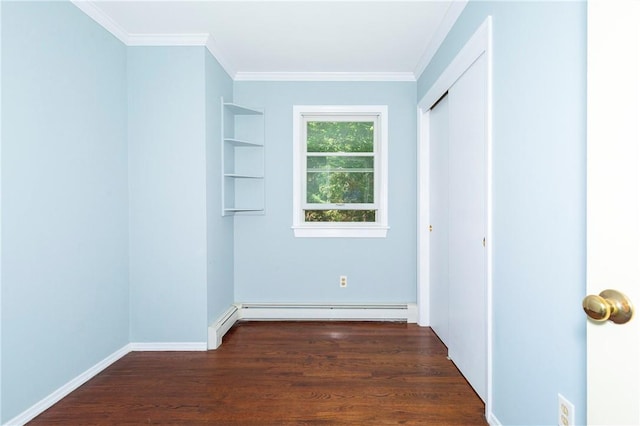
(304, 210), (376, 222)
(307, 121), (374, 153)
(307, 156), (373, 171)
(307, 156), (374, 204)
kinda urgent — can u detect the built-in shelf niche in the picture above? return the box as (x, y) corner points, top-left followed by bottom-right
(221, 98), (265, 216)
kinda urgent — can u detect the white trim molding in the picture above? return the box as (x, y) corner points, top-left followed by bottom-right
(205, 35), (237, 78)
(417, 15), (493, 423)
(418, 17), (491, 110)
(71, 1), (462, 83)
(4, 345), (130, 426)
(70, 1), (238, 78)
(416, 105), (431, 327)
(292, 225), (390, 238)
(234, 72), (416, 82)
(487, 412), (502, 426)
(127, 33), (209, 47)
(208, 305), (240, 350)
(71, 0), (129, 44)
(413, 0), (468, 79)
(129, 342), (207, 352)
(4, 305), (417, 425)
(292, 105), (389, 238)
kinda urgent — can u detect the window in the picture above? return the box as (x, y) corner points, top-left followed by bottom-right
(293, 105), (388, 238)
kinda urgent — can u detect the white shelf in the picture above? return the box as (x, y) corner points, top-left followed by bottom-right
(223, 103), (263, 116)
(224, 138), (263, 147)
(221, 97), (265, 216)
(224, 173), (264, 179)
(224, 208), (265, 213)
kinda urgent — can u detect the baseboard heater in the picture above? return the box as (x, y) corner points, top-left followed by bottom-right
(208, 303), (417, 350)
(208, 305), (240, 350)
(237, 303), (417, 322)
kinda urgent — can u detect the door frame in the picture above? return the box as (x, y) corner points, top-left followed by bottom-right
(416, 16), (493, 420)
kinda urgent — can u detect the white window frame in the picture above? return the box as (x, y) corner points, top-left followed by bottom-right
(292, 105), (389, 238)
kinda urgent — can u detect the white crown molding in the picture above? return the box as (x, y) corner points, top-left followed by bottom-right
(234, 72), (416, 82)
(127, 33), (209, 47)
(71, 0), (129, 44)
(71, 0), (458, 83)
(413, 0), (468, 79)
(71, 1), (238, 79)
(205, 35), (238, 79)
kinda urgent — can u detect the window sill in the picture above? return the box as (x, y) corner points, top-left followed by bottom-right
(292, 225), (389, 238)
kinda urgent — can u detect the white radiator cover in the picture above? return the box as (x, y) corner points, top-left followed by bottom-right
(208, 305), (240, 349)
(237, 303), (418, 322)
(207, 303), (418, 350)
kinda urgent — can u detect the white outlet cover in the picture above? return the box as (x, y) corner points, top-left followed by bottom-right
(558, 393), (575, 426)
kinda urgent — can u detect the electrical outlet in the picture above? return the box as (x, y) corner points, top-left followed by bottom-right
(558, 394), (574, 426)
(340, 275), (347, 288)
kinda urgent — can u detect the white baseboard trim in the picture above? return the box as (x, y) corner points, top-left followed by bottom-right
(4, 340), (208, 425)
(4, 344), (130, 426)
(237, 303), (418, 322)
(3, 304), (417, 425)
(406, 303), (418, 323)
(487, 412), (502, 426)
(208, 305), (240, 349)
(129, 342), (207, 351)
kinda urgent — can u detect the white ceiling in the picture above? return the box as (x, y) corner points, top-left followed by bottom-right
(74, 1), (467, 80)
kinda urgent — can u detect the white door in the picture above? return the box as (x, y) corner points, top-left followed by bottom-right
(586, 0), (640, 424)
(447, 53), (487, 403)
(429, 94), (450, 345)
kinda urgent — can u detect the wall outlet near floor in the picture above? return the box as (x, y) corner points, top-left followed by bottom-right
(558, 394), (574, 426)
(339, 275), (347, 288)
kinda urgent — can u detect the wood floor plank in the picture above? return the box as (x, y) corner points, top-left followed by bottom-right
(29, 322), (486, 425)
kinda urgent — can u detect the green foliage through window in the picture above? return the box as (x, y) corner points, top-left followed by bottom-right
(307, 121), (374, 153)
(304, 210), (376, 222)
(304, 120), (376, 223)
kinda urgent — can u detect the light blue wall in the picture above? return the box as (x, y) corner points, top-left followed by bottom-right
(418, 2), (586, 424)
(205, 53), (235, 323)
(1, 2), (129, 422)
(128, 47), (208, 343)
(233, 82), (417, 303)
(0, 0), (4, 422)
(0, 1), (587, 423)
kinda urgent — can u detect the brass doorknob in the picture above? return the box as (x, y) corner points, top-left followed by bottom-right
(582, 289), (633, 324)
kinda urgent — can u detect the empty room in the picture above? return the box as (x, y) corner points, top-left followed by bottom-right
(1, 1), (638, 425)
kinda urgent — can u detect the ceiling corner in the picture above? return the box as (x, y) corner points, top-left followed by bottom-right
(72, 1), (238, 80)
(413, 0), (469, 80)
(71, 0), (129, 44)
(205, 36), (237, 80)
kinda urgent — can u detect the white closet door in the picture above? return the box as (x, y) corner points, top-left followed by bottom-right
(429, 95), (450, 346)
(447, 53), (487, 402)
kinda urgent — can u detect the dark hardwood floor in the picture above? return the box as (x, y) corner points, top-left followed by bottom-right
(29, 321), (486, 425)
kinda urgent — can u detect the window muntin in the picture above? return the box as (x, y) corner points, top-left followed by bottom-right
(293, 106), (388, 238)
